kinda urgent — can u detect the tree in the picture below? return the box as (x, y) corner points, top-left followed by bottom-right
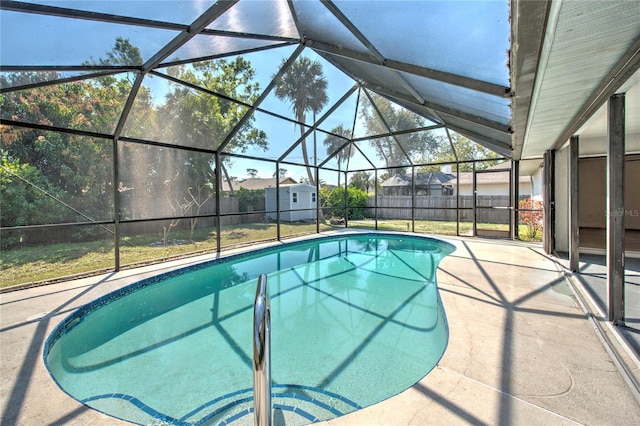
(323, 125), (354, 187)
(273, 56), (328, 186)
(273, 168), (287, 178)
(359, 93), (439, 175)
(1, 38), (155, 230)
(246, 168), (258, 178)
(89, 36), (144, 67)
(419, 132), (501, 172)
(0, 153), (68, 229)
(156, 57), (267, 198)
(2, 39), (269, 236)
(1, 73), (128, 225)
(518, 198), (543, 240)
(323, 186), (368, 220)
(349, 171), (374, 193)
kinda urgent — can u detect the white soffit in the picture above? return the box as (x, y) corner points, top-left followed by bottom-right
(521, 0), (640, 159)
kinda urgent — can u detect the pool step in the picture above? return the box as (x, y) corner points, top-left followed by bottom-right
(186, 384), (362, 425)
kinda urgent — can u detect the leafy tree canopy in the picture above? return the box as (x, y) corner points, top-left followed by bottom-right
(359, 93), (439, 174)
(417, 133), (501, 172)
(348, 171), (375, 193)
(322, 186), (368, 220)
(273, 56), (328, 185)
(1, 37), (269, 227)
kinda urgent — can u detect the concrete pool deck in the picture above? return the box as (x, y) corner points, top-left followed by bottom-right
(1, 234), (639, 425)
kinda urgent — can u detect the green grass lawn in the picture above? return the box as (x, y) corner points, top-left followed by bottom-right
(0, 219), (541, 288)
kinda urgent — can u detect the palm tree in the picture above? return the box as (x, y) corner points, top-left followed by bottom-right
(274, 56), (328, 186)
(323, 124), (354, 187)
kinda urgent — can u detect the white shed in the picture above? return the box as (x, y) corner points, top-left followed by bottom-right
(265, 184), (317, 222)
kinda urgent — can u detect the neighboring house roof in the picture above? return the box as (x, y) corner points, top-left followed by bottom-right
(380, 172), (455, 188)
(221, 177), (297, 191)
(451, 173), (531, 185)
(267, 183), (316, 191)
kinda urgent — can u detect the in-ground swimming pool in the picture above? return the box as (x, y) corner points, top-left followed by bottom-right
(45, 233), (455, 425)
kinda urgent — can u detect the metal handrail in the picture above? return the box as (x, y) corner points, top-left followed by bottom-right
(253, 273), (271, 426)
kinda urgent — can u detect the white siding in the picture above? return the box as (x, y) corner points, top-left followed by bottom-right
(531, 167), (544, 200)
(456, 182), (532, 196)
(265, 184), (316, 221)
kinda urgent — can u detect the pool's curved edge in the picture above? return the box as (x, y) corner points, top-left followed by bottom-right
(337, 241), (454, 416)
(42, 231), (456, 425)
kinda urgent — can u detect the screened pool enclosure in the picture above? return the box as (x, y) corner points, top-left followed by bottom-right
(1, 1), (539, 288)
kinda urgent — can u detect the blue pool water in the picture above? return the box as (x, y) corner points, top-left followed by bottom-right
(45, 233), (455, 425)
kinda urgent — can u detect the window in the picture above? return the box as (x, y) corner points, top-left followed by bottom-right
(292, 192), (298, 203)
(312, 192), (316, 203)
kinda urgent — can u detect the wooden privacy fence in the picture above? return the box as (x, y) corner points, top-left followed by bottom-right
(368, 195), (512, 223)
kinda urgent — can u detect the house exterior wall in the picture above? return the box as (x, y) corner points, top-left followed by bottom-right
(456, 182), (532, 196)
(531, 167), (544, 200)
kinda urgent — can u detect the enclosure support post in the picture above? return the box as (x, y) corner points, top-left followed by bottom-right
(112, 137), (121, 271)
(543, 149), (555, 254)
(374, 169), (378, 230)
(215, 152), (222, 252)
(456, 165), (460, 236)
(472, 161), (477, 237)
(411, 166), (415, 232)
(343, 171), (348, 228)
(316, 167), (320, 234)
(607, 94), (625, 324)
(569, 136), (580, 272)
(510, 160), (519, 240)
(276, 162), (281, 241)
